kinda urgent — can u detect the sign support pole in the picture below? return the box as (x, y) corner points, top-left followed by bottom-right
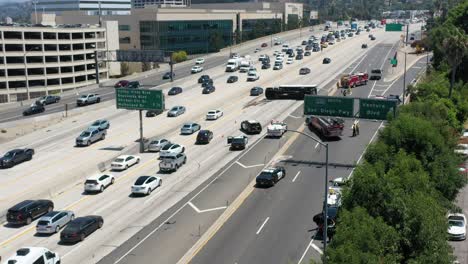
(170, 57), (174, 82)
(139, 110), (144, 153)
(94, 50), (100, 85)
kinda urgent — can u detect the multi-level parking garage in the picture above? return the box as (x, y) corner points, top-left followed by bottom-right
(0, 22), (119, 103)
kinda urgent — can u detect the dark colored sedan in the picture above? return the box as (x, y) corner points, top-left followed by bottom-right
(23, 104), (45, 116)
(362, 44), (368, 48)
(323, 58), (332, 64)
(262, 63), (271, 69)
(370, 36), (376, 41)
(198, 75), (210, 83)
(127, 81), (141, 89)
(168, 87), (183, 95)
(296, 54), (303, 60)
(201, 79), (214, 87)
(196, 130), (214, 144)
(299, 67), (311, 75)
(114, 80), (129, 88)
(301, 40), (308, 45)
(250, 87), (264, 96)
(60, 216), (103, 243)
(227, 76), (238, 83)
(202, 86), (216, 94)
(162, 72), (175, 80)
(261, 43), (268, 47)
(304, 51), (311, 56)
(146, 109), (164, 117)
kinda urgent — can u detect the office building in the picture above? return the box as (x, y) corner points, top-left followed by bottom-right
(132, 0), (190, 8)
(0, 21), (120, 103)
(35, 0), (131, 15)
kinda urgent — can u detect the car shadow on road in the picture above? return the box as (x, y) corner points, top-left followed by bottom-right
(34, 232), (55, 238)
(2, 223), (24, 229)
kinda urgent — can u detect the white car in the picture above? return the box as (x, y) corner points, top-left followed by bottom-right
(455, 144), (468, 156)
(160, 143), (185, 158)
(286, 58), (294, 64)
(111, 155), (140, 171)
(195, 58), (205, 64)
(448, 213), (466, 240)
(275, 57), (284, 64)
(462, 129), (468, 137)
(206, 110), (223, 120)
(258, 54), (267, 61)
(131, 176), (162, 195)
(327, 188), (342, 207)
(84, 174), (115, 193)
(266, 120), (287, 137)
(191, 65), (203, 73)
(273, 51), (281, 56)
(247, 71), (260, 81)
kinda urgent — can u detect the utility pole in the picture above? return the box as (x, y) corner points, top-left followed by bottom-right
(405, 23), (409, 46)
(402, 51), (407, 104)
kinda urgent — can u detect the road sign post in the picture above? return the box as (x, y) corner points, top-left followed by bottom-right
(116, 89), (165, 153)
(304, 96), (354, 117)
(359, 98), (397, 120)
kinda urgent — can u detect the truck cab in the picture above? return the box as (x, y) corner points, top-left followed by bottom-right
(267, 120), (288, 138)
(76, 128), (106, 146)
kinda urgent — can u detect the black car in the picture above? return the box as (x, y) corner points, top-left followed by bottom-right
(127, 81), (141, 89)
(198, 75), (210, 83)
(323, 58), (332, 64)
(250, 87), (264, 96)
(23, 104), (45, 116)
(168, 86), (183, 95)
(255, 166), (286, 187)
(228, 136), (248, 150)
(370, 36), (376, 41)
(305, 45), (312, 51)
(0, 148), (34, 168)
(361, 44), (368, 49)
(241, 120), (262, 134)
(296, 54), (304, 60)
(304, 51), (311, 56)
(288, 53), (295, 58)
(162, 72), (175, 80)
(227, 76), (238, 83)
(201, 79), (214, 87)
(262, 63), (271, 69)
(299, 67), (311, 75)
(313, 46), (321, 52)
(60, 216), (103, 243)
(196, 130), (214, 144)
(7, 200), (54, 225)
(202, 86), (216, 94)
(301, 40), (308, 45)
(146, 109), (164, 117)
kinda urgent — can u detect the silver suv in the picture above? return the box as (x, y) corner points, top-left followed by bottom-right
(36, 211), (75, 234)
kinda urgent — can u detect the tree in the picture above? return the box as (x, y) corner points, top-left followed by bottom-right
(328, 207), (402, 264)
(171, 51), (187, 63)
(441, 27), (468, 98)
(209, 31), (225, 52)
(141, 62), (152, 72)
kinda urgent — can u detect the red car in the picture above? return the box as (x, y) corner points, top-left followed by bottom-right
(114, 80), (129, 88)
(261, 43), (268, 48)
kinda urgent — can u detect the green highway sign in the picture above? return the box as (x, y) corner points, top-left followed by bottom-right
(360, 98), (397, 120)
(116, 88), (164, 111)
(390, 58), (398, 65)
(385, 23), (403, 31)
(304, 96), (354, 117)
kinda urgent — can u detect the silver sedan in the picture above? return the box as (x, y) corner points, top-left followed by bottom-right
(36, 210), (75, 234)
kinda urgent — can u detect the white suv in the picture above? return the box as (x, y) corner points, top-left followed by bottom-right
(84, 174), (115, 193)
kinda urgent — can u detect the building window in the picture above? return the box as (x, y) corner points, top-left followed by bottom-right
(119, 37), (131, 44)
(119, 25), (131, 31)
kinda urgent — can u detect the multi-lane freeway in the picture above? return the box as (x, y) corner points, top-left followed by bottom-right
(0, 22), (427, 264)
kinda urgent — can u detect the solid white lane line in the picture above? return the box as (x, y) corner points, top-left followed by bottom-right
(188, 202), (227, 214)
(236, 161), (247, 168)
(188, 202), (201, 213)
(292, 171), (301, 183)
(347, 122), (384, 178)
(367, 81), (378, 98)
(289, 114), (302, 119)
(314, 142), (319, 149)
(256, 217), (270, 235)
(298, 238), (315, 264)
(311, 243), (324, 255)
(236, 161), (265, 169)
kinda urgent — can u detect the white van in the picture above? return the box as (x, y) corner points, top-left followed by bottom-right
(6, 247), (60, 264)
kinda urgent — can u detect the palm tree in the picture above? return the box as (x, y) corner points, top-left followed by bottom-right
(442, 28), (468, 98)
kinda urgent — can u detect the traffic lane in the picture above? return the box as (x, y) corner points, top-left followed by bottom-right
(190, 118), (384, 264)
(97, 104), (306, 264)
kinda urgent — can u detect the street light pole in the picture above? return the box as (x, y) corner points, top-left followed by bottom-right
(286, 129), (329, 262)
(402, 51), (407, 104)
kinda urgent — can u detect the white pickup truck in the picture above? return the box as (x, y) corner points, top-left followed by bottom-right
(266, 120), (287, 138)
(159, 153), (187, 172)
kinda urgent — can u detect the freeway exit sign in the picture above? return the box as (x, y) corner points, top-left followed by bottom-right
(116, 88), (164, 111)
(304, 96), (354, 117)
(359, 98), (397, 120)
(385, 23), (403, 31)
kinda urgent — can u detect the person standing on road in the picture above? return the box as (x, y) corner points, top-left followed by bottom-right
(352, 123), (356, 137)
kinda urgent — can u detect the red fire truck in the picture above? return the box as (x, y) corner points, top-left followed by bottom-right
(340, 72), (369, 88)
